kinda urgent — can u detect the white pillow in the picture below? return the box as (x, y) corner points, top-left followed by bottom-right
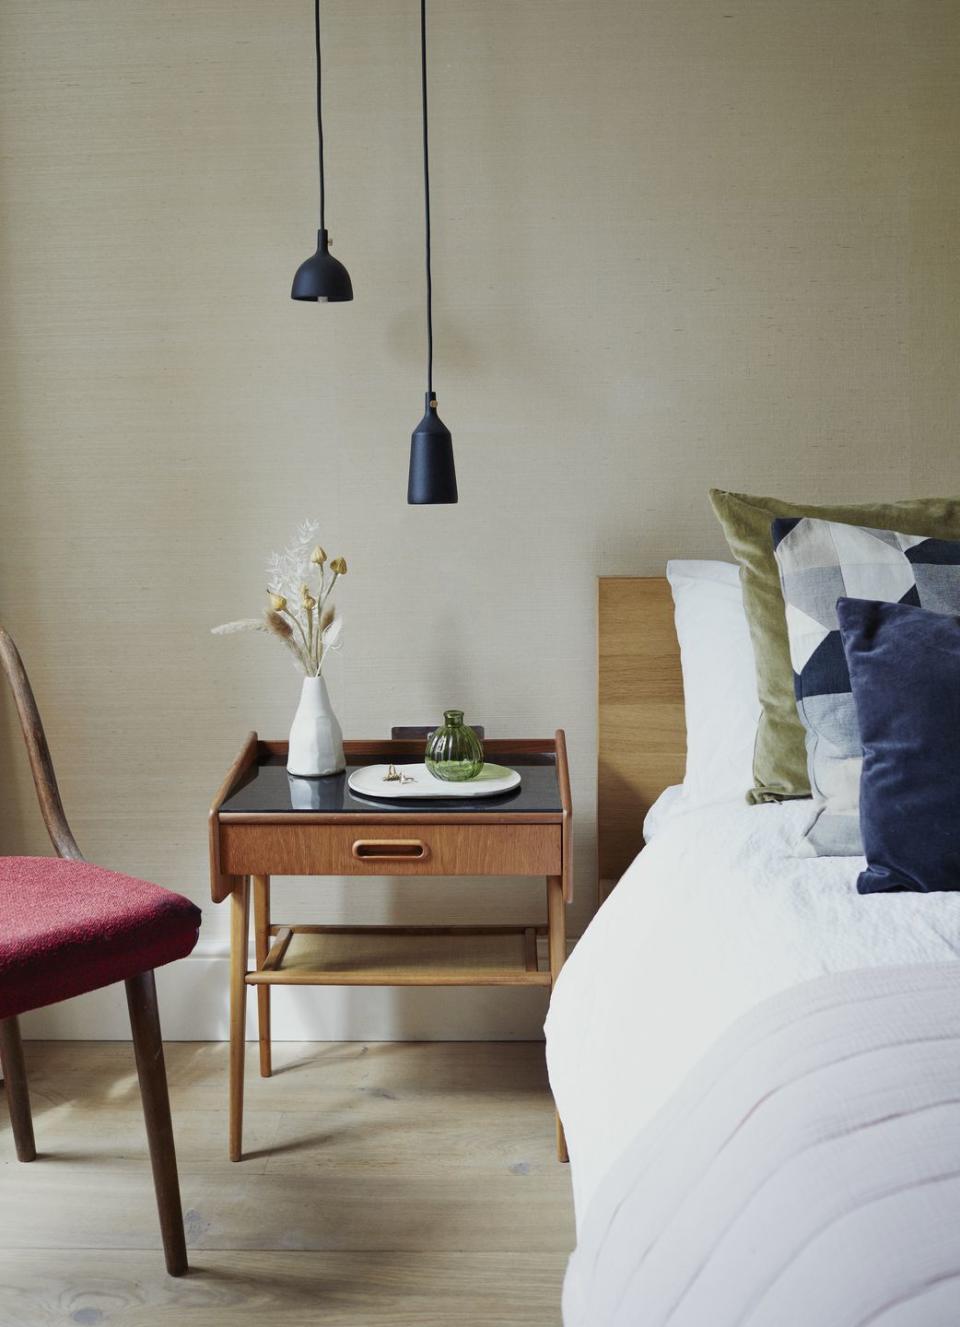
(643, 561), (760, 841)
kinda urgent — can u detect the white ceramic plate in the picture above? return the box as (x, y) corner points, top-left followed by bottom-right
(348, 763), (521, 800)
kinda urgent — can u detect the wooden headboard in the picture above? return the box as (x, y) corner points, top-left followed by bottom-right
(597, 577), (685, 897)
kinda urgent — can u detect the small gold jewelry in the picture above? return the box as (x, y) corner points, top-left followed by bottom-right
(383, 763), (401, 782)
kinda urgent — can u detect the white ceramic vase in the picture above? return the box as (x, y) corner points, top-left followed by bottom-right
(287, 675), (345, 778)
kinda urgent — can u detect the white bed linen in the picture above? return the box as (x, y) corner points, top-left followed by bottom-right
(563, 962), (960, 1327)
(664, 560), (760, 820)
(545, 800), (960, 1226)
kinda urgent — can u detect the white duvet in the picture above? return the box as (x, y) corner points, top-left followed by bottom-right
(562, 962), (960, 1326)
(545, 800), (960, 1226)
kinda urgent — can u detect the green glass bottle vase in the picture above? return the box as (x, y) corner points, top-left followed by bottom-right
(425, 710), (484, 781)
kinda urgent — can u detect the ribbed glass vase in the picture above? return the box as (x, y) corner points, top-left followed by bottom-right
(425, 710), (484, 781)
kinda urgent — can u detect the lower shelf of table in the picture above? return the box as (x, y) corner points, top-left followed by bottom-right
(245, 924), (553, 987)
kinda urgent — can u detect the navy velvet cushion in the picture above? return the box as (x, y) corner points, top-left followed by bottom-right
(837, 596), (960, 893)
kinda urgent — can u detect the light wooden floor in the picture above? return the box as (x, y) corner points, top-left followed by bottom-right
(0, 1040), (574, 1327)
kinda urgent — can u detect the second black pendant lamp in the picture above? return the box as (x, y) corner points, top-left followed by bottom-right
(407, 0), (458, 504)
(291, 0), (353, 302)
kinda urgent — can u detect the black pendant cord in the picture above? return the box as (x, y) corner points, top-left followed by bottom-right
(315, 0), (325, 231)
(406, 0), (456, 501)
(420, 0), (433, 397)
(291, 0), (352, 302)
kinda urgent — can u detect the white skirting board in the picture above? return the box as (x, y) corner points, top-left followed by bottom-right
(17, 944), (552, 1041)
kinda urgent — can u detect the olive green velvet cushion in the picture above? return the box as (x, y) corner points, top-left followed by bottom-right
(709, 489), (960, 803)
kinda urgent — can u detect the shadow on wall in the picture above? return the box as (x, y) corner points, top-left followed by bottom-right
(0, 688), (37, 855)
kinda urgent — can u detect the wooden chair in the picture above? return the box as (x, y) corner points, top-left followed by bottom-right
(0, 628), (201, 1276)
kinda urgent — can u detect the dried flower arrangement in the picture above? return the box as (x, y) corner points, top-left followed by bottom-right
(212, 519), (347, 676)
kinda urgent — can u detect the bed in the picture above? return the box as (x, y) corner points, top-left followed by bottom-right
(547, 576), (960, 1324)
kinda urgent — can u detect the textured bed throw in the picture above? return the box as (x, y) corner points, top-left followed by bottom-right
(563, 962), (960, 1327)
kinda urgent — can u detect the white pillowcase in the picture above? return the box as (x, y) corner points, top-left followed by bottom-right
(643, 560), (761, 840)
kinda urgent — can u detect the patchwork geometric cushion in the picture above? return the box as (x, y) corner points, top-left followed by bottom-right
(772, 517), (960, 855)
(0, 857), (201, 1019)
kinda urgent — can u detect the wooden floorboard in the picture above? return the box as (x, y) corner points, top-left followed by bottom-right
(0, 1041), (574, 1325)
(0, 1251), (571, 1327)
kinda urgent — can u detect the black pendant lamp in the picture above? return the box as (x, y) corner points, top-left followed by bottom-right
(407, 0), (457, 504)
(291, 0), (353, 302)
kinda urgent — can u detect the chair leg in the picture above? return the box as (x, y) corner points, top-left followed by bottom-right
(0, 1016), (36, 1162)
(125, 970), (188, 1277)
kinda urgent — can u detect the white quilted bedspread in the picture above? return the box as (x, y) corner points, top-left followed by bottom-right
(563, 962), (960, 1326)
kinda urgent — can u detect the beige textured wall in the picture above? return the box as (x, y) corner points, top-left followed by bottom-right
(2, 1), (959, 1036)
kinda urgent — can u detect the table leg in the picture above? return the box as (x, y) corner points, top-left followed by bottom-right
(547, 874), (569, 1163)
(252, 875), (272, 1078)
(229, 876), (250, 1162)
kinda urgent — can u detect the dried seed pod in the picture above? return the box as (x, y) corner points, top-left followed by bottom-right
(265, 610), (293, 639)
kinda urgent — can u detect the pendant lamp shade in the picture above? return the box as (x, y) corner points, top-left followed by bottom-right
(292, 228), (353, 302)
(408, 393), (457, 504)
(292, 0), (353, 303)
(407, 0), (457, 503)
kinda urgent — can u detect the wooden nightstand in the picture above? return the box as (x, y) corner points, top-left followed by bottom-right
(209, 733), (572, 1163)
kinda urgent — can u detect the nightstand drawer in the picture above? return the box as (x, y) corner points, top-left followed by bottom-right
(219, 821), (562, 877)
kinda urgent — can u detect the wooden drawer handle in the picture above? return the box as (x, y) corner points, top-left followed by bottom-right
(352, 839), (429, 861)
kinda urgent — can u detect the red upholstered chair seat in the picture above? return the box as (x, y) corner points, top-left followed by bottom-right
(0, 857), (201, 1020)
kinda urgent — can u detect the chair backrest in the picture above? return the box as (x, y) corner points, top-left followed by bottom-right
(0, 627), (82, 860)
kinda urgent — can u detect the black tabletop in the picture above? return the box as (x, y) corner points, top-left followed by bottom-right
(219, 752), (563, 816)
